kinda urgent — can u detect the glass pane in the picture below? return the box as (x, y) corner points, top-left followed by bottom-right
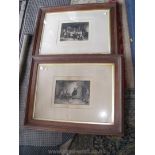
(39, 10), (111, 55)
(33, 63), (114, 124)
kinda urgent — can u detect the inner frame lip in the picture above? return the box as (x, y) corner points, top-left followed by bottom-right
(32, 63), (115, 125)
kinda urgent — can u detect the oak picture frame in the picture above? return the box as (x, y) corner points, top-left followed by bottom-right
(32, 2), (118, 55)
(24, 55), (124, 135)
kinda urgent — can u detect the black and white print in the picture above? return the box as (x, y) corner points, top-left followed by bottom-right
(54, 80), (90, 105)
(60, 22), (89, 41)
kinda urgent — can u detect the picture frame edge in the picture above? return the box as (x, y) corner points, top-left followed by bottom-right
(24, 55), (124, 136)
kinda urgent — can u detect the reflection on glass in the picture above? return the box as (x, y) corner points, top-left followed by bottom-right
(99, 111), (107, 119)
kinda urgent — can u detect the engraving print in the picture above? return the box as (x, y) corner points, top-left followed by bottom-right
(54, 80), (90, 105)
(60, 22), (89, 41)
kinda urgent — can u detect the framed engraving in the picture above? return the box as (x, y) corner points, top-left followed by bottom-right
(53, 80), (90, 105)
(60, 22), (89, 41)
(24, 55), (124, 135)
(32, 3), (118, 55)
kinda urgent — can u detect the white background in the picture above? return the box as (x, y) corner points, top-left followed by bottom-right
(135, 0), (155, 154)
(0, 0), (155, 154)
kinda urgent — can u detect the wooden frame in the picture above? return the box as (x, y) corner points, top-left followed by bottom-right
(24, 55), (124, 135)
(32, 2), (118, 55)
